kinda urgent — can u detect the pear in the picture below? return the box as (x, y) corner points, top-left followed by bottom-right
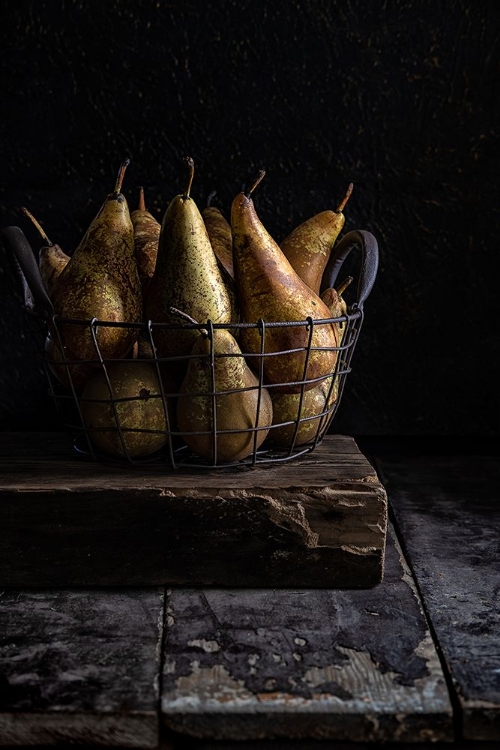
(279, 184), (353, 295)
(231, 171), (339, 393)
(202, 203), (234, 279)
(80, 360), (175, 459)
(271, 277), (354, 448)
(176, 312), (273, 464)
(321, 276), (352, 339)
(131, 186), (161, 293)
(146, 158), (233, 372)
(19, 206), (70, 294)
(202, 202), (238, 323)
(50, 160), (142, 386)
(270, 375), (336, 448)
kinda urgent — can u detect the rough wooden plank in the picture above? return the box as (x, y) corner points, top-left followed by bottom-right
(0, 433), (371, 490)
(160, 526), (452, 742)
(0, 589), (164, 746)
(0, 433), (387, 588)
(377, 454), (500, 741)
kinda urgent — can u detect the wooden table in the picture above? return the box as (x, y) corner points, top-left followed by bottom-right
(0, 433), (498, 748)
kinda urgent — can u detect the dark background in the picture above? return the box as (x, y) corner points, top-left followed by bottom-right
(0, 0), (498, 436)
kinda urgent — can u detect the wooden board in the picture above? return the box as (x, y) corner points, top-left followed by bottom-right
(376, 454), (500, 741)
(0, 433), (387, 588)
(160, 526), (452, 742)
(0, 588), (164, 747)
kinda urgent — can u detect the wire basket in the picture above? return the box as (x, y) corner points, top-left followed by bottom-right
(2, 226), (378, 469)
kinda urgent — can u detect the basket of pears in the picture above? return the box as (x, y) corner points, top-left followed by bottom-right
(1, 158), (378, 468)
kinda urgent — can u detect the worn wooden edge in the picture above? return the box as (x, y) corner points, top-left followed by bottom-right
(0, 711), (158, 747)
(160, 526), (452, 742)
(0, 486), (387, 588)
(373, 454), (500, 742)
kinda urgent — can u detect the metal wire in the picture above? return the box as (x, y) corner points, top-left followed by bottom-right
(26, 308), (364, 469)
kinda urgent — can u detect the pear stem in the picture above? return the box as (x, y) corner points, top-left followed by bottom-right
(184, 157), (195, 198)
(246, 169), (266, 197)
(170, 307), (209, 338)
(114, 159), (130, 195)
(336, 182), (354, 213)
(207, 190), (217, 207)
(19, 207), (53, 246)
(169, 307), (200, 326)
(138, 186), (146, 211)
(337, 276), (354, 296)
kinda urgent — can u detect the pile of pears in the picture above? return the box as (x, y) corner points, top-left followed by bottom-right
(22, 158), (354, 465)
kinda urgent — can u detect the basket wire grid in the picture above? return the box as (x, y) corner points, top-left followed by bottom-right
(26, 310), (363, 469)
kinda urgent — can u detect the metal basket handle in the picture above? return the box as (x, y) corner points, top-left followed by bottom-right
(1, 226), (54, 320)
(320, 229), (379, 310)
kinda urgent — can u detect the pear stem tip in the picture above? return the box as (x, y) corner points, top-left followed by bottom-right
(138, 186), (146, 211)
(337, 275), (354, 296)
(246, 169), (266, 197)
(18, 206), (52, 246)
(337, 182), (354, 213)
(114, 159), (130, 195)
(183, 157), (195, 198)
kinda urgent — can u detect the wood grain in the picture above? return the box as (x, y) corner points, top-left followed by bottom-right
(161, 526), (452, 742)
(0, 588), (164, 746)
(377, 454), (500, 741)
(0, 433), (387, 588)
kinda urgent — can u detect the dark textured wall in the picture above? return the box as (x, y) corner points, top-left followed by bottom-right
(0, 0), (498, 435)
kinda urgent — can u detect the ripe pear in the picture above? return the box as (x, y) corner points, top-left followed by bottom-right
(280, 184), (353, 295)
(50, 160), (142, 385)
(321, 275), (353, 348)
(80, 360), (175, 459)
(202, 203), (234, 279)
(177, 320), (273, 464)
(271, 277), (354, 449)
(231, 171), (339, 393)
(146, 158), (233, 372)
(19, 207), (70, 294)
(202, 203), (238, 323)
(131, 187), (160, 293)
(270, 375), (337, 448)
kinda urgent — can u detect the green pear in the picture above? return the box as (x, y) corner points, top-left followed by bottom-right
(177, 319), (273, 463)
(131, 186), (161, 294)
(270, 375), (336, 448)
(279, 184), (353, 295)
(80, 360), (175, 459)
(231, 171), (339, 393)
(20, 206), (70, 294)
(146, 159), (233, 374)
(202, 204), (234, 279)
(50, 160), (142, 386)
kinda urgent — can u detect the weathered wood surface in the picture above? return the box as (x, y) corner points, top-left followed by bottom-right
(376, 454), (500, 741)
(0, 588), (163, 747)
(161, 526), (452, 742)
(0, 433), (387, 588)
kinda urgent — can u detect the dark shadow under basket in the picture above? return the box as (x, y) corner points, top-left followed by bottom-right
(2, 226), (378, 469)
